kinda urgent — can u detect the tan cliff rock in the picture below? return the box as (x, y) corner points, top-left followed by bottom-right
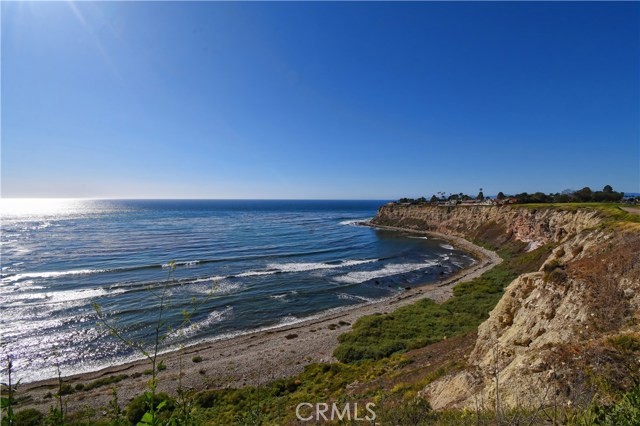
(373, 204), (640, 410)
(372, 204), (602, 248)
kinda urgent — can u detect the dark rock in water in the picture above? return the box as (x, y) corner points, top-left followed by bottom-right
(404, 286), (411, 290)
(440, 271), (445, 275)
(375, 280), (380, 285)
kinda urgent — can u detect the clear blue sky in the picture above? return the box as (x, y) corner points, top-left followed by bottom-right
(2, 1), (638, 199)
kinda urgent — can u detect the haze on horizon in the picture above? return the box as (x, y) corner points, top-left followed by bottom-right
(2, 1), (638, 200)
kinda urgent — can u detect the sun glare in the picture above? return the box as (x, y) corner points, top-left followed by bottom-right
(0, 198), (86, 219)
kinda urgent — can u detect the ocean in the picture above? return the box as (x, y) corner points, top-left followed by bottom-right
(0, 199), (474, 382)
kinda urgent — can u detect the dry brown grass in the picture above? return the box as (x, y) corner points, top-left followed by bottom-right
(566, 231), (640, 333)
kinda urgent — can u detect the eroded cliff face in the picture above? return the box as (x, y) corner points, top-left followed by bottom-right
(373, 204), (640, 410)
(372, 204), (602, 250)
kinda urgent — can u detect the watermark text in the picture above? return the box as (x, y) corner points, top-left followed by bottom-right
(296, 402), (376, 422)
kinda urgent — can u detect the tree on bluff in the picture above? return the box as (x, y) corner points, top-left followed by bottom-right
(574, 187), (593, 202)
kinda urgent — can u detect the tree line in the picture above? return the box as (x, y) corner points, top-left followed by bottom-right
(509, 185), (624, 204)
(395, 185), (627, 205)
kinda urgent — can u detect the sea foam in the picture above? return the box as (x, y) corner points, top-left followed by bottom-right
(333, 260), (438, 284)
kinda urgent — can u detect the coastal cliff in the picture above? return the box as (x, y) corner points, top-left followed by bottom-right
(372, 203), (602, 249)
(373, 204), (640, 410)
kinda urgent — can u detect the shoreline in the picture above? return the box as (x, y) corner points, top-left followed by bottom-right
(20, 224), (502, 413)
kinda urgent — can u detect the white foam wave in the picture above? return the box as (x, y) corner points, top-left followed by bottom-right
(170, 307), (233, 339)
(337, 293), (377, 303)
(270, 294), (288, 301)
(190, 280), (242, 295)
(231, 259), (378, 278)
(269, 259), (377, 273)
(339, 218), (370, 226)
(2, 287), (125, 307)
(279, 314), (299, 325)
(2, 269), (109, 283)
(14, 281), (45, 290)
(162, 260), (200, 268)
(333, 261), (438, 284)
(236, 270), (278, 278)
(169, 259), (381, 285)
(409, 236), (429, 240)
(440, 244), (454, 250)
(189, 275), (227, 284)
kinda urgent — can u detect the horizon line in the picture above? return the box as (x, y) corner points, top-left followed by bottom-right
(0, 197), (395, 201)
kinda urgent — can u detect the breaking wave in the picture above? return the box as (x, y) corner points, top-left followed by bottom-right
(337, 293), (377, 303)
(333, 260), (439, 284)
(2, 269), (109, 283)
(169, 306), (233, 339)
(1, 287), (126, 307)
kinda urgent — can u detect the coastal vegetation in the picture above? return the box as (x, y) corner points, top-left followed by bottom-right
(333, 242), (549, 364)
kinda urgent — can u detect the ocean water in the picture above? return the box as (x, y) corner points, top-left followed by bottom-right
(0, 199), (474, 382)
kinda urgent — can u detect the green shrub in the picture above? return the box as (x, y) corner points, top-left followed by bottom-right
(192, 355), (203, 363)
(196, 390), (222, 409)
(83, 374), (128, 391)
(57, 383), (74, 396)
(609, 334), (640, 352)
(545, 268), (568, 284)
(14, 408), (44, 426)
(601, 384), (640, 425)
(126, 392), (174, 425)
(543, 259), (564, 273)
(334, 264), (516, 363)
(333, 244), (551, 363)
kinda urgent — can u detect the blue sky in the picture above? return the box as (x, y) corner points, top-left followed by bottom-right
(2, 1), (638, 199)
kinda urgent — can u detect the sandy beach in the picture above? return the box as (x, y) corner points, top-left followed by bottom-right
(19, 224), (502, 414)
